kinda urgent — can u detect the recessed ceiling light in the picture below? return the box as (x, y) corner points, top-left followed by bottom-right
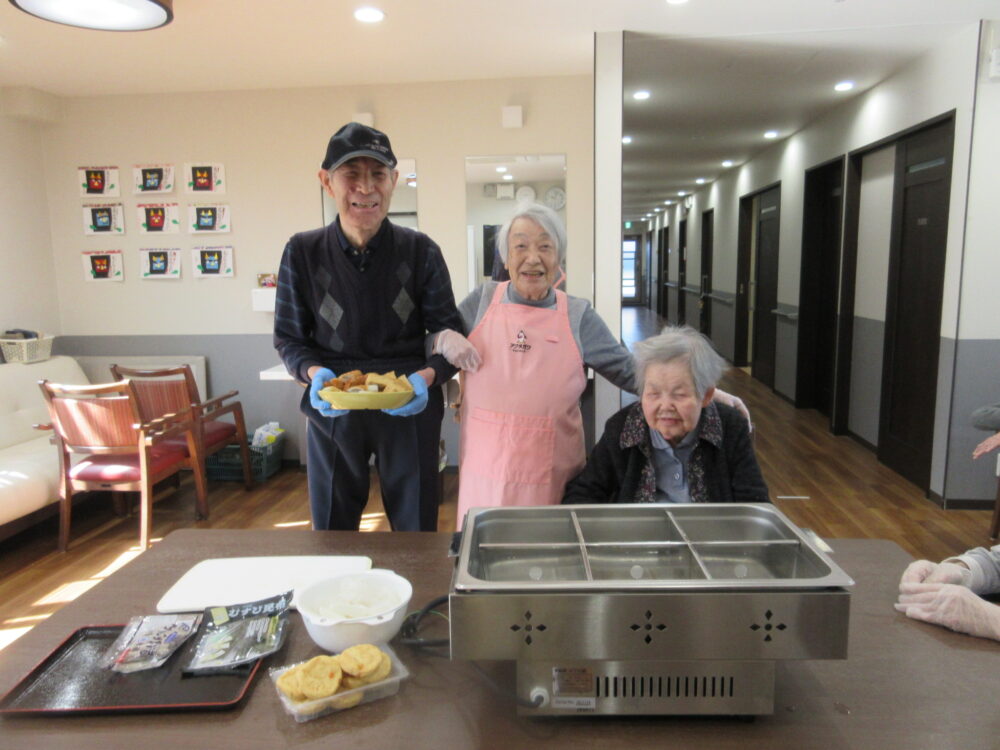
(665, 201), (674, 205)
(495, 166), (508, 173)
(502, 174), (513, 181)
(722, 160), (733, 168)
(695, 178), (705, 185)
(11, 0), (173, 30)
(835, 80), (855, 92)
(678, 191), (687, 196)
(632, 90), (651, 101)
(764, 130), (779, 139)
(406, 180), (417, 188)
(654, 207), (662, 212)
(354, 6), (384, 23)
(622, 136), (633, 144)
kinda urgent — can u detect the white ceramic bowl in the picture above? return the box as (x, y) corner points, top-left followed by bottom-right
(295, 569), (413, 653)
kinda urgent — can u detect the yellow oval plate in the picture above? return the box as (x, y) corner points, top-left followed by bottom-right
(318, 388), (413, 410)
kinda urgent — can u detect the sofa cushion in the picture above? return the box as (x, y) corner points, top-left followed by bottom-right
(0, 357), (90, 452)
(0, 436), (62, 527)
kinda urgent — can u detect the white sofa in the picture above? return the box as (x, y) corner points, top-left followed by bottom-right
(0, 356), (89, 539)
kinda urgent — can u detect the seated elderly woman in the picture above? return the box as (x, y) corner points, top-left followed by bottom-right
(896, 544), (1000, 641)
(563, 325), (768, 505)
(430, 203), (752, 527)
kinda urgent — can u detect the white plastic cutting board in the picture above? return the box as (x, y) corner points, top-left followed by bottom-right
(155, 555), (372, 613)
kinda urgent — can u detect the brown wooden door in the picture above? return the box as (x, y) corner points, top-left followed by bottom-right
(677, 219), (687, 325)
(796, 158), (843, 416)
(734, 197), (753, 366)
(656, 228), (668, 318)
(752, 187), (780, 389)
(700, 209), (714, 336)
(877, 120), (954, 491)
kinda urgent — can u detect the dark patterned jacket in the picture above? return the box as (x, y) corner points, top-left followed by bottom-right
(562, 401), (769, 505)
(273, 218), (461, 386)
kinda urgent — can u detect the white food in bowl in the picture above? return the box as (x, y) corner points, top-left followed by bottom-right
(296, 569), (412, 652)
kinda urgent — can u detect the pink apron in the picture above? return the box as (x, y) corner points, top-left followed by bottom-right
(457, 282), (587, 528)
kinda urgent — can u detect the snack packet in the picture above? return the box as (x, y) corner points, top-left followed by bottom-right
(184, 591), (292, 674)
(100, 613), (202, 673)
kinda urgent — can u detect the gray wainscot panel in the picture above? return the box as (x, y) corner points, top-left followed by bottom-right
(705, 291), (736, 363)
(847, 316), (884, 447)
(773, 303), (798, 403)
(941, 337), (1000, 504)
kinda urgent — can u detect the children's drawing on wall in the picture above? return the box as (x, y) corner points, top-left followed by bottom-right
(139, 248), (181, 279)
(137, 203), (180, 233)
(192, 245), (233, 278)
(83, 203), (126, 235)
(82, 250), (124, 281)
(78, 167), (120, 197)
(257, 273), (277, 287)
(188, 203), (230, 233)
(184, 163), (225, 194)
(133, 164), (175, 194)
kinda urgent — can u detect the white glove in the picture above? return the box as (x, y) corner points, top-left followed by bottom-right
(434, 329), (482, 373)
(713, 388), (752, 431)
(899, 559), (972, 587)
(895, 582), (1000, 641)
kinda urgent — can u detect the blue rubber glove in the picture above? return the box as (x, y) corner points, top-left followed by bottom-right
(383, 373), (429, 417)
(309, 367), (348, 418)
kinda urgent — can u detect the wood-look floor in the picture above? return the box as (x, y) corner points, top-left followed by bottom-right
(0, 310), (993, 652)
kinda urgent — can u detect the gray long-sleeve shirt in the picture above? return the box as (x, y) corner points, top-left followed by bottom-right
(951, 544), (1000, 595)
(971, 402), (1000, 431)
(455, 281), (636, 392)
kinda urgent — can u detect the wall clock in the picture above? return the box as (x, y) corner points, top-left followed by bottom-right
(544, 186), (566, 210)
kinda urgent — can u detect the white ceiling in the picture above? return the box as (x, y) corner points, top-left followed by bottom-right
(1, 0), (998, 220)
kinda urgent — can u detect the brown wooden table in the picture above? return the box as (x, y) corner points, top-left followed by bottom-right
(0, 530), (997, 749)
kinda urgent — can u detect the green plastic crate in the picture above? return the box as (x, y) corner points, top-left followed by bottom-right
(205, 432), (285, 481)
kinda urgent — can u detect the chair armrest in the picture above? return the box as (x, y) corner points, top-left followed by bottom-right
(141, 407), (197, 444)
(200, 390), (239, 412)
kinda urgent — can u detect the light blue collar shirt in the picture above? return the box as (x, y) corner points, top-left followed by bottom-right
(649, 426), (699, 503)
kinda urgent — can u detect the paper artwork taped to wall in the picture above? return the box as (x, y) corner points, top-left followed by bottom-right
(133, 164), (175, 194)
(83, 203), (126, 235)
(82, 250), (124, 282)
(78, 167), (120, 197)
(188, 203), (230, 233)
(139, 248), (181, 279)
(192, 245), (233, 278)
(184, 163), (225, 194)
(137, 203), (180, 233)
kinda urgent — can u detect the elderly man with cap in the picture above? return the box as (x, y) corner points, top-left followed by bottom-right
(274, 122), (463, 531)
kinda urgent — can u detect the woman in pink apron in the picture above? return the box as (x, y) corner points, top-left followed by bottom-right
(433, 202), (750, 528)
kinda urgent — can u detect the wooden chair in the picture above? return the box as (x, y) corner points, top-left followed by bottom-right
(37, 379), (198, 551)
(109, 364), (254, 504)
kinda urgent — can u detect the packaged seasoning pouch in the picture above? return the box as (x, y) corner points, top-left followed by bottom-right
(100, 613), (202, 673)
(184, 591), (292, 674)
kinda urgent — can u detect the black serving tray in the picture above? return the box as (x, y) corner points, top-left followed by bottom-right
(0, 625), (261, 716)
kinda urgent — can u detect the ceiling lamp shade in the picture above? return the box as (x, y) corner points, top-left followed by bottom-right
(9, 0), (173, 31)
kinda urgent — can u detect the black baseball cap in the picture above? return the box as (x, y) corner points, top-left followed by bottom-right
(321, 122), (397, 171)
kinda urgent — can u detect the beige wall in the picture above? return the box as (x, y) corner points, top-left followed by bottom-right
(32, 75), (593, 336)
(0, 109), (59, 334)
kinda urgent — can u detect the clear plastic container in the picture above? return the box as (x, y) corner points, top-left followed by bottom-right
(269, 644), (409, 723)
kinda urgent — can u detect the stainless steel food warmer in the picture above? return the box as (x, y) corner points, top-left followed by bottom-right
(448, 504), (853, 716)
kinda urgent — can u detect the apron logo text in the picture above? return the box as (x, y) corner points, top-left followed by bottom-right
(510, 329), (532, 353)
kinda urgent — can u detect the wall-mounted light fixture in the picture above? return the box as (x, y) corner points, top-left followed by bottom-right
(9, 0), (173, 31)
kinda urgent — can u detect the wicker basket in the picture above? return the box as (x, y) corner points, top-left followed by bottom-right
(206, 432), (285, 481)
(0, 334), (54, 364)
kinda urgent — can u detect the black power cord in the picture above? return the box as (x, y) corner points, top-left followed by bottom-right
(398, 594), (450, 650)
(398, 594), (543, 709)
